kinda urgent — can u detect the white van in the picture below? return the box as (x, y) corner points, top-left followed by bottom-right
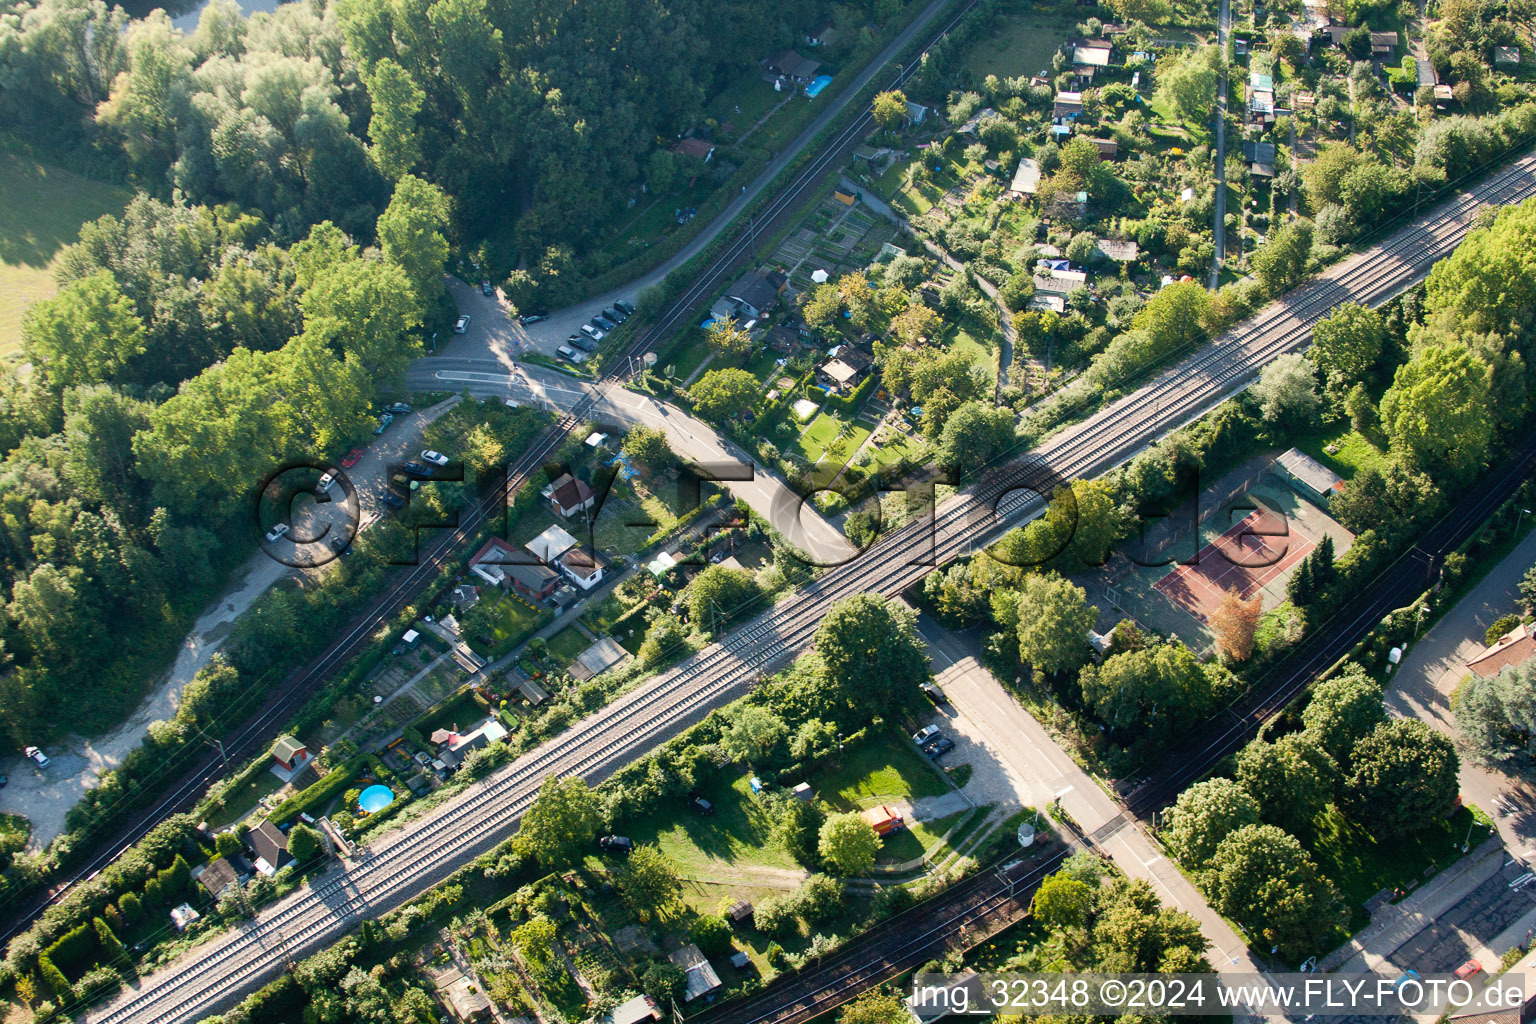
(557, 344), (587, 363)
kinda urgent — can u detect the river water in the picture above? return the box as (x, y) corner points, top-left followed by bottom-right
(171, 0), (288, 33)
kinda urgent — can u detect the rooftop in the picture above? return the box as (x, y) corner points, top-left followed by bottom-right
(526, 524), (579, 563)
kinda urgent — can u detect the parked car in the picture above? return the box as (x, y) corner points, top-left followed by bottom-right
(557, 344), (587, 363)
(421, 450), (449, 467)
(924, 738), (956, 759)
(385, 402), (412, 414)
(921, 683), (946, 705)
(402, 462), (434, 478)
(24, 746), (49, 769)
(318, 470), (337, 493)
(341, 447), (365, 468)
(603, 306), (627, 324)
(1393, 970), (1420, 995)
(569, 333), (597, 352)
(1454, 961), (1483, 981)
(327, 532), (349, 555)
(599, 835), (634, 854)
(691, 796), (715, 816)
(912, 724), (941, 746)
(373, 412), (394, 435)
(481, 280), (493, 296)
(593, 314), (616, 331)
(454, 315), (471, 333)
(381, 490), (406, 510)
(581, 323), (606, 341)
(614, 299), (636, 316)
(264, 523), (291, 543)
(520, 312), (547, 325)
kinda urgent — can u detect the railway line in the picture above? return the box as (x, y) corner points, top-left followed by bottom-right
(85, 108), (1536, 1024)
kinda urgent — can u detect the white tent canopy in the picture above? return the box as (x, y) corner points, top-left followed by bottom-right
(811, 268), (829, 283)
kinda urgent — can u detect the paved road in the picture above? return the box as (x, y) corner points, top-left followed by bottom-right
(410, 298), (855, 566)
(432, 0), (960, 364)
(1211, 0), (1231, 286)
(917, 620), (1270, 984)
(0, 400), (458, 848)
(85, 144), (1536, 1024)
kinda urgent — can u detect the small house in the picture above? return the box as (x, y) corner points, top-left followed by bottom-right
(764, 49), (822, 81)
(1053, 90), (1084, 119)
(1242, 140), (1277, 179)
(1072, 44), (1112, 67)
(440, 717), (509, 769)
(1496, 45), (1521, 69)
(861, 803), (904, 835)
(726, 899), (755, 925)
(170, 903), (201, 933)
(806, 23), (838, 47)
(571, 636), (630, 680)
(1095, 238), (1140, 262)
(1087, 137), (1118, 161)
(559, 547), (607, 590)
(1033, 267), (1089, 296)
(249, 820), (291, 875)
(506, 561), (560, 600)
(271, 735), (308, 772)
(1466, 621), (1536, 679)
(1028, 293), (1067, 313)
(669, 943), (724, 1003)
(725, 269), (784, 319)
(1008, 156), (1041, 197)
(438, 974), (493, 1023)
(1370, 31), (1397, 56)
(526, 524), (579, 565)
(672, 137), (715, 163)
(197, 857), (239, 899)
(610, 994), (663, 1024)
(904, 100), (929, 124)
(765, 323), (802, 354)
(543, 473), (596, 519)
(1272, 447), (1344, 505)
(792, 782), (813, 802)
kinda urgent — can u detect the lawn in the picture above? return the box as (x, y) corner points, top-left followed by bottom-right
(795, 411), (869, 466)
(546, 625), (589, 666)
(1308, 803), (1495, 934)
(815, 730), (950, 813)
(705, 71), (783, 134)
(0, 145), (131, 354)
(947, 326), (997, 384)
(614, 772), (801, 877)
(416, 687), (489, 737)
(876, 806), (978, 865)
(962, 12), (1080, 80)
(472, 593), (548, 657)
(1294, 425), (1393, 481)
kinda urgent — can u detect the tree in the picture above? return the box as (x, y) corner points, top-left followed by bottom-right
(1379, 342), (1492, 484)
(1252, 221), (1313, 296)
(773, 795), (826, 868)
(364, 59), (424, 179)
(690, 367), (760, 420)
(1013, 573), (1097, 674)
(1078, 643), (1217, 745)
(819, 812), (880, 875)
(1235, 734), (1338, 836)
(1251, 352), (1321, 424)
(616, 844), (684, 917)
(1032, 873), (1094, 929)
(286, 822), (325, 864)
(118, 891), (142, 923)
(705, 316), (753, 356)
(1520, 564), (1536, 613)
(687, 564), (762, 634)
(1423, 199), (1536, 336)
(641, 961), (685, 1003)
(802, 282), (841, 331)
(721, 705), (788, 765)
(1154, 46), (1222, 125)
(1203, 824), (1343, 960)
(840, 990), (909, 1024)
(752, 892), (799, 936)
(622, 425), (672, 470)
(814, 594), (929, 720)
(512, 916), (561, 983)
(1302, 665), (1385, 762)
(21, 271), (147, 391)
(93, 916), (126, 963)
(936, 401), (1016, 478)
(797, 873), (846, 924)
(514, 775), (602, 868)
(1455, 660), (1536, 768)
(691, 914), (733, 957)
(376, 174), (451, 311)
(1106, 0), (1173, 20)
(1211, 587), (1263, 661)
(872, 90), (909, 129)
(1162, 778), (1262, 867)
(889, 303), (941, 346)
(1341, 720), (1459, 838)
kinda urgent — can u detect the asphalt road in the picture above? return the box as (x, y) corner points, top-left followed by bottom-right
(84, 148), (1536, 1024)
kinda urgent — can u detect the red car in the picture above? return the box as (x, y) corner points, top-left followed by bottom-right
(341, 447), (365, 468)
(1454, 960), (1482, 981)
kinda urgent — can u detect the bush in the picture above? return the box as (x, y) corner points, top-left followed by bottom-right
(796, 874), (846, 925)
(690, 914), (733, 957)
(38, 957), (73, 1004)
(116, 892), (142, 923)
(43, 922), (96, 977)
(752, 893), (800, 937)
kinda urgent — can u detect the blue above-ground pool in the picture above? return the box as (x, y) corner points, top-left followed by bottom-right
(357, 784), (394, 814)
(806, 75), (832, 98)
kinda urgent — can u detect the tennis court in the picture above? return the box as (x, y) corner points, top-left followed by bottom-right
(1153, 502), (1314, 623)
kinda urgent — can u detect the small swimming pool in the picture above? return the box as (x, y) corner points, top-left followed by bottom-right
(806, 75), (832, 98)
(357, 784), (395, 814)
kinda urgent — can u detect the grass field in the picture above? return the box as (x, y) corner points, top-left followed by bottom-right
(947, 327), (997, 383)
(0, 146), (131, 355)
(545, 625), (589, 666)
(1294, 425), (1393, 480)
(1309, 804), (1494, 934)
(816, 730), (950, 812)
(620, 773), (801, 877)
(962, 12), (1080, 80)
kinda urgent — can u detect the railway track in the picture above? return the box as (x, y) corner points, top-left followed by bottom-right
(85, 103), (1536, 1024)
